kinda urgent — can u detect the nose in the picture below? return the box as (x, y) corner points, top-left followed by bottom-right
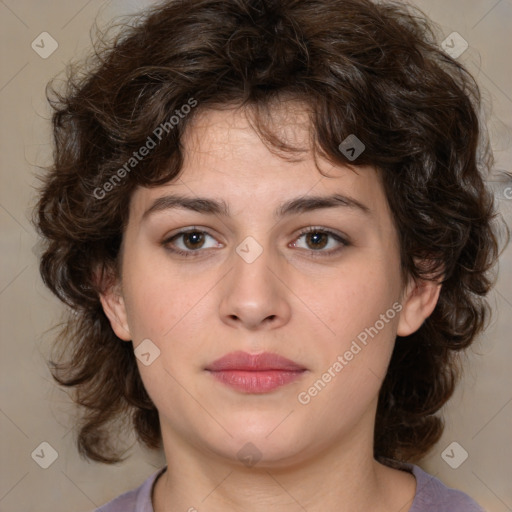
(218, 239), (292, 331)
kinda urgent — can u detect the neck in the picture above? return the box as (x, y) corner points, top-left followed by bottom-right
(152, 415), (416, 512)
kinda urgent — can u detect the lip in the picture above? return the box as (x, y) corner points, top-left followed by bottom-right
(206, 351), (306, 372)
(205, 351), (307, 394)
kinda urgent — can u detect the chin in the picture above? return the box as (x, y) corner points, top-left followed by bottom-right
(203, 418), (312, 467)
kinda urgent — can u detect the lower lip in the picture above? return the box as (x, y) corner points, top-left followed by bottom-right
(207, 370), (305, 393)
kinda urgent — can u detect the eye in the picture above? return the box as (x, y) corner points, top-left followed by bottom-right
(291, 227), (349, 256)
(162, 228), (221, 257)
(161, 226), (350, 258)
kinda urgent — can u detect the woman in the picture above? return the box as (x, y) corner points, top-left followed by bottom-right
(33, 0), (505, 510)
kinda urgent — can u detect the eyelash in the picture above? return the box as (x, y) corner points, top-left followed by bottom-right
(161, 226), (350, 258)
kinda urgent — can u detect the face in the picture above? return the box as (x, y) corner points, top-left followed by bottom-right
(101, 104), (440, 468)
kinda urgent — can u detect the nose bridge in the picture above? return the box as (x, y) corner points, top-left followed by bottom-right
(219, 233), (291, 329)
(232, 233), (278, 297)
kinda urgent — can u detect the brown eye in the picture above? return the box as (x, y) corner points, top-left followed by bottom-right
(162, 229), (220, 257)
(162, 226), (349, 259)
(291, 227), (350, 257)
(182, 231), (206, 250)
(304, 231), (329, 250)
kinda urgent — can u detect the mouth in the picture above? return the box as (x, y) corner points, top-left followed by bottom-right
(205, 351), (307, 394)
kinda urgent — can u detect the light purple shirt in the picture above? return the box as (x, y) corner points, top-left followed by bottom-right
(95, 462), (484, 511)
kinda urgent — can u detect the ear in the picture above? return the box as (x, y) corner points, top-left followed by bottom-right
(397, 273), (442, 337)
(96, 269), (132, 342)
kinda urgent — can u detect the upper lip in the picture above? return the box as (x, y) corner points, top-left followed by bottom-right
(205, 351), (306, 371)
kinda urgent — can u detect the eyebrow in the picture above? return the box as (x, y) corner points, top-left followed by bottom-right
(141, 192), (372, 221)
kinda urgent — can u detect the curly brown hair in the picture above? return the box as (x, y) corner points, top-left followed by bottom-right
(32, 0), (507, 464)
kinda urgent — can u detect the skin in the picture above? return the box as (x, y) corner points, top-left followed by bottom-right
(100, 103), (442, 512)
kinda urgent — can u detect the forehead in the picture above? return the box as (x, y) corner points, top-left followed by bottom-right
(128, 104), (391, 227)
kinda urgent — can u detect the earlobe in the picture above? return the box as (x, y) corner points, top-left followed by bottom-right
(98, 284), (132, 342)
(397, 276), (442, 337)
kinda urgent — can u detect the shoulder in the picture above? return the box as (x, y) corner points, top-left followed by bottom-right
(94, 467), (166, 512)
(408, 464), (485, 512)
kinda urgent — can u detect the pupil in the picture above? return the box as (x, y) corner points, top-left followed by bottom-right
(185, 232), (204, 249)
(308, 232), (327, 249)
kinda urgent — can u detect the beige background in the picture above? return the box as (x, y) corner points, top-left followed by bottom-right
(0, 0), (511, 511)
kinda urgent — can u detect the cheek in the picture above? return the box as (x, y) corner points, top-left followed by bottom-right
(309, 263), (401, 342)
(121, 250), (202, 338)
(121, 259), (213, 393)
(300, 310), (398, 430)
(301, 260), (401, 398)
